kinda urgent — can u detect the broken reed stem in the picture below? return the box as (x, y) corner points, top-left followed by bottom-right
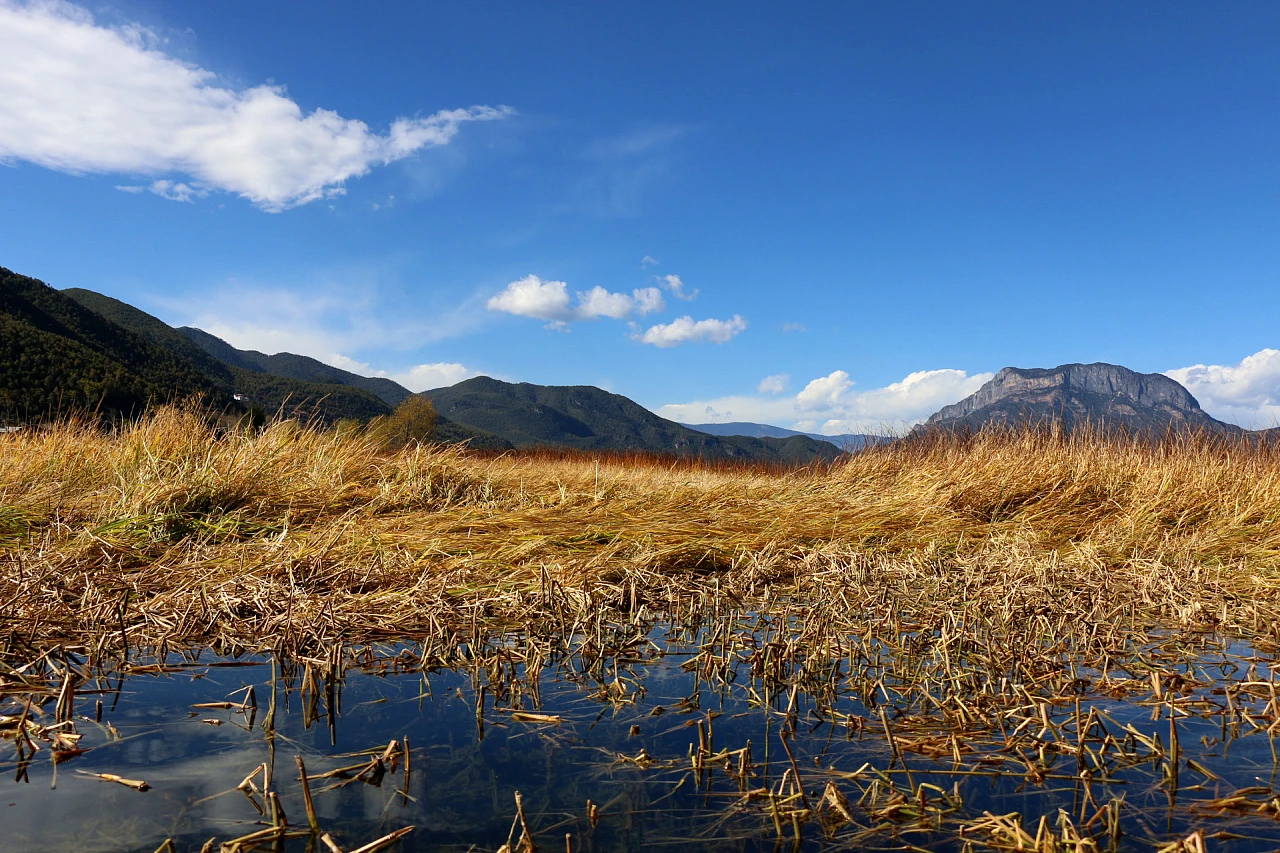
(296, 755), (320, 832)
(401, 736), (410, 806)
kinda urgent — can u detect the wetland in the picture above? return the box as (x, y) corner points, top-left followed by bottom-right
(6, 411), (1280, 851)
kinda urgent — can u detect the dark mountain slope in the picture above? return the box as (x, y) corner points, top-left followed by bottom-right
(1, 268), (229, 420)
(62, 288), (235, 386)
(178, 327), (412, 406)
(424, 377), (842, 463)
(920, 363), (1238, 435)
(60, 288), (395, 426)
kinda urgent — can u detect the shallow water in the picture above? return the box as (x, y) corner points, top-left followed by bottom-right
(5, 624), (1280, 852)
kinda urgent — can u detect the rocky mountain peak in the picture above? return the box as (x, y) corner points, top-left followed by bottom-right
(922, 362), (1232, 434)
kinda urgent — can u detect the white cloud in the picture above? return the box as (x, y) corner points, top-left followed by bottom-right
(636, 314), (747, 348)
(630, 286), (664, 315)
(796, 370), (852, 410)
(658, 274), (698, 301)
(576, 286), (635, 320)
(782, 322), (806, 333)
(488, 276), (666, 326)
(327, 355), (478, 393)
(391, 362), (479, 392)
(1165, 348), (1280, 428)
(326, 354), (374, 374)
(658, 367), (993, 434)
(0, 1), (510, 210)
(641, 255), (660, 268)
(757, 374), (789, 394)
(486, 275), (575, 323)
(577, 285), (663, 319)
(147, 179), (207, 202)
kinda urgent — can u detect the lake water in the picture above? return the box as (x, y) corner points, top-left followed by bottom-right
(5, 620), (1280, 852)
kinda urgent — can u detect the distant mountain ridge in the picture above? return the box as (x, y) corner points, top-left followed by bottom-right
(921, 362), (1237, 434)
(684, 421), (888, 450)
(23, 267), (1256, 452)
(8, 269), (830, 460)
(424, 377), (843, 463)
(177, 327), (413, 407)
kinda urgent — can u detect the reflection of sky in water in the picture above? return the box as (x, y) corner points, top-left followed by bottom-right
(5, 635), (1280, 852)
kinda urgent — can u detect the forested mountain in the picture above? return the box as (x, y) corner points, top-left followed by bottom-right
(7, 269), (838, 459)
(423, 377), (843, 462)
(60, 288), (395, 425)
(59, 286), (507, 443)
(178, 327), (412, 406)
(1, 268), (229, 421)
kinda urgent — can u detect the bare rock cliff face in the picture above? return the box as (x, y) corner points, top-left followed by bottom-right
(922, 363), (1236, 434)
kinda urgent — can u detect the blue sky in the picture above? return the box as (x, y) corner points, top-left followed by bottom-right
(2, 1), (1279, 431)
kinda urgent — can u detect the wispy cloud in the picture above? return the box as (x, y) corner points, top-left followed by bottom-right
(0, 0), (510, 210)
(159, 268), (487, 360)
(659, 367), (993, 434)
(658, 274), (698, 301)
(486, 275), (664, 328)
(1165, 348), (1280, 429)
(635, 315), (747, 348)
(757, 374), (789, 394)
(641, 255), (660, 268)
(572, 125), (685, 217)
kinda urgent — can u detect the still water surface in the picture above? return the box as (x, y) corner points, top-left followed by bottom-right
(4, 624), (1280, 852)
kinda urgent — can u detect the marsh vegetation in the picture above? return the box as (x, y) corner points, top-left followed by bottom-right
(4, 410), (1280, 851)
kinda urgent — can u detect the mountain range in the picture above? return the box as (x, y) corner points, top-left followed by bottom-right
(423, 377), (842, 462)
(4, 264), (1270, 454)
(684, 421), (888, 450)
(0, 267), (838, 461)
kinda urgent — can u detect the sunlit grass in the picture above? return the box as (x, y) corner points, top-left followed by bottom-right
(2, 406), (1279, 657)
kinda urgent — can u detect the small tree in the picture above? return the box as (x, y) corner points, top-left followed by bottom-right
(238, 403), (267, 432)
(370, 395), (438, 449)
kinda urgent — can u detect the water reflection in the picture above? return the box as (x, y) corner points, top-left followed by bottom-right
(5, 621), (1280, 852)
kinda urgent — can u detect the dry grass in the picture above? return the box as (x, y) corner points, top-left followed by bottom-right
(2, 406), (1279, 659)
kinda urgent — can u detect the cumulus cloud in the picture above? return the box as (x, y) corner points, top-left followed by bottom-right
(487, 276), (665, 327)
(757, 374), (789, 394)
(575, 286), (635, 320)
(0, 1), (510, 210)
(1165, 348), (1280, 428)
(636, 314), (747, 348)
(796, 370), (852, 410)
(486, 275), (575, 323)
(657, 367), (993, 434)
(391, 362), (479, 392)
(658, 274), (698, 301)
(328, 355), (478, 393)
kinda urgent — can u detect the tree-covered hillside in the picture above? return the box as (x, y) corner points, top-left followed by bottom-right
(62, 288), (236, 386)
(424, 376), (842, 462)
(1, 268), (229, 421)
(61, 287), (405, 425)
